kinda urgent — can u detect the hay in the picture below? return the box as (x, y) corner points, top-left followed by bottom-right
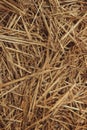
(0, 0), (87, 130)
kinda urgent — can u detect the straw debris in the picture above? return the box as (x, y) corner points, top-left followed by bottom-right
(0, 0), (87, 130)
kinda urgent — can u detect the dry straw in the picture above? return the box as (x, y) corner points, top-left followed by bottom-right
(0, 0), (87, 130)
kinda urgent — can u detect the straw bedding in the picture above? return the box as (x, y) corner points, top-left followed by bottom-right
(0, 0), (87, 130)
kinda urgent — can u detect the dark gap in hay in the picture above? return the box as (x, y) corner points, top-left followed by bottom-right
(65, 41), (75, 51)
(65, 77), (69, 82)
(66, 41), (75, 48)
(0, 68), (9, 83)
(38, 53), (47, 68)
(4, 42), (13, 49)
(39, 28), (49, 40)
(0, 46), (3, 56)
(85, 82), (87, 86)
(60, 54), (65, 61)
(2, 12), (12, 27)
(64, 25), (70, 31)
(0, 123), (4, 129)
(81, 71), (87, 81)
(13, 0), (17, 2)
(0, 117), (6, 129)
(46, 93), (50, 99)
(73, 19), (78, 24)
(11, 123), (17, 130)
(78, 22), (85, 31)
(36, 108), (43, 118)
(28, 17), (33, 24)
(55, 63), (61, 67)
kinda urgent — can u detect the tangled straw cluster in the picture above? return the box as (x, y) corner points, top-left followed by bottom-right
(0, 0), (87, 130)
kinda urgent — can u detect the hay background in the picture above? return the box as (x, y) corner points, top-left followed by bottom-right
(0, 0), (87, 130)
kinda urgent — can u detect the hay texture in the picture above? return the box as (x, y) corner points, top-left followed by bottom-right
(0, 0), (87, 130)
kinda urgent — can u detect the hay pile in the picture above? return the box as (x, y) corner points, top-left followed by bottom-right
(0, 0), (87, 130)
